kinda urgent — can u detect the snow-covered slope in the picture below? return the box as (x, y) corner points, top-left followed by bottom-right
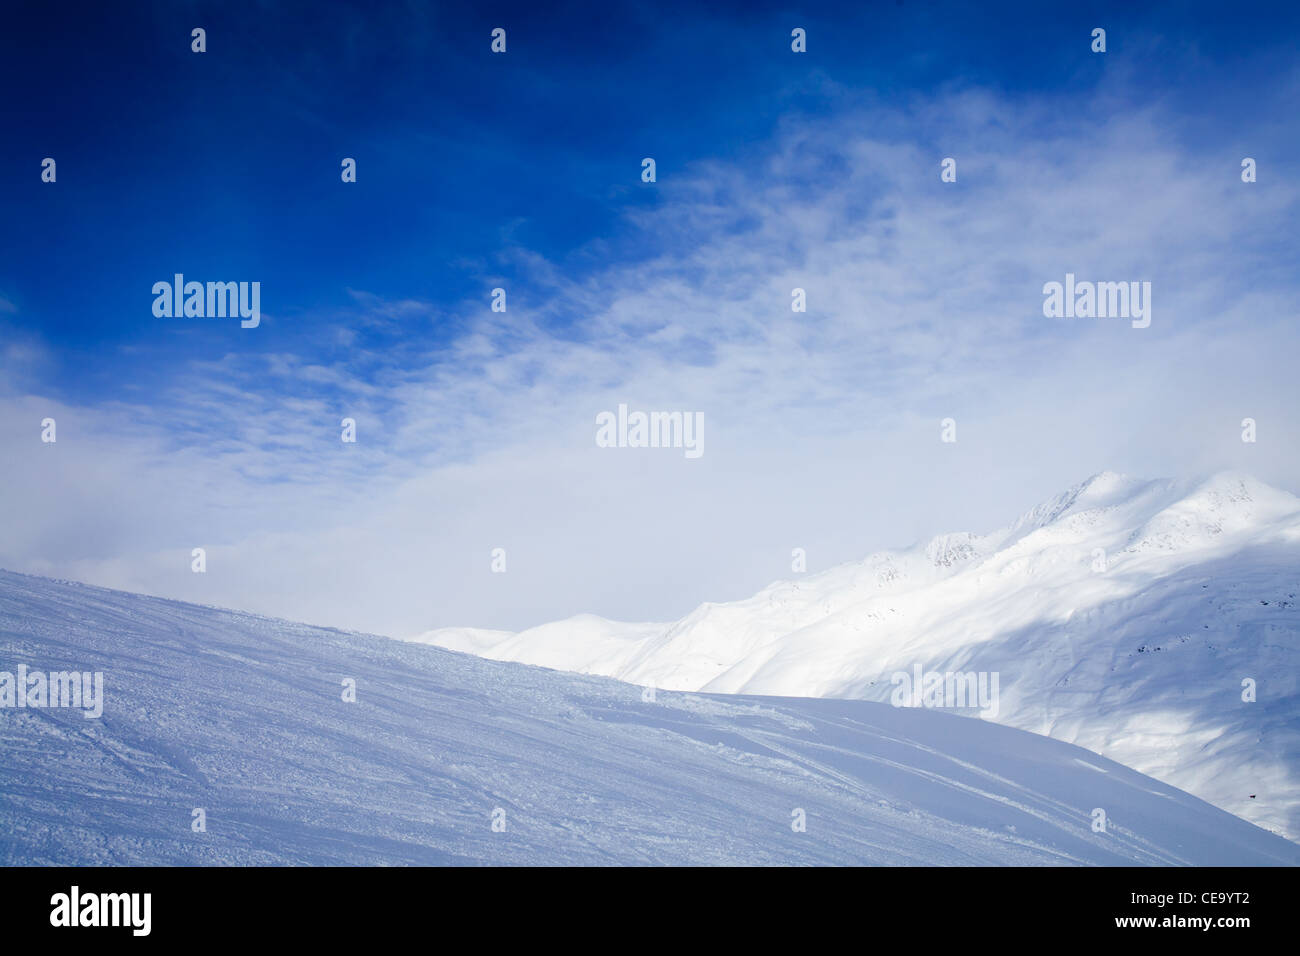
(413, 472), (1300, 840)
(2, 570), (1296, 865)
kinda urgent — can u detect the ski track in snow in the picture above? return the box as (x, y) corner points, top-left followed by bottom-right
(1, 570), (1297, 865)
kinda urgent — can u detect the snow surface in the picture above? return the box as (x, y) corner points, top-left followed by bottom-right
(1, 570), (1296, 865)
(413, 472), (1300, 840)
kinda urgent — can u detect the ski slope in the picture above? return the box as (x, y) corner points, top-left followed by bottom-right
(414, 472), (1300, 840)
(0, 570), (1295, 865)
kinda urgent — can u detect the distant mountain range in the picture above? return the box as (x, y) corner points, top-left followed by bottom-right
(413, 472), (1300, 840)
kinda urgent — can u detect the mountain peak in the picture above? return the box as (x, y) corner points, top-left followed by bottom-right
(1002, 471), (1147, 542)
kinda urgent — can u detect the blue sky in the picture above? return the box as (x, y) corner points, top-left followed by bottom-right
(6, 0), (1295, 386)
(2, 1), (1298, 635)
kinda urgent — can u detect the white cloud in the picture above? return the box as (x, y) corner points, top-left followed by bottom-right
(2, 85), (1298, 637)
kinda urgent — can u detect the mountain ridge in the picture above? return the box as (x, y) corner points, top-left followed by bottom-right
(2, 568), (1297, 865)
(412, 471), (1300, 839)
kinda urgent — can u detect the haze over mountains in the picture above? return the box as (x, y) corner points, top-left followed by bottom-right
(413, 472), (1300, 840)
(2, 568), (1297, 865)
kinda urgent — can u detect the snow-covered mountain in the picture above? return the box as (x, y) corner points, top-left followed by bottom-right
(2, 569), (1296, 865)
(412, 472), (1300, 841)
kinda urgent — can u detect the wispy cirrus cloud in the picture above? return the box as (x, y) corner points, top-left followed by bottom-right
(2, 77), (1298, 636)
